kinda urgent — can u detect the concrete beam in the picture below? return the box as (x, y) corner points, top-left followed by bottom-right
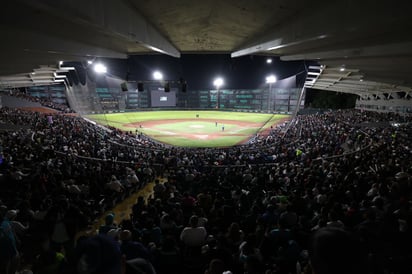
(309, 85), (372, 95)
(0, 30), (125, 60)
(18, 0), (180, 57)
(281, 42), (412, 61)
(232, 0), (411, 58)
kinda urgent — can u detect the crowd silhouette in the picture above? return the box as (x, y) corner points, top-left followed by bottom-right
(0, 104), (411, 274)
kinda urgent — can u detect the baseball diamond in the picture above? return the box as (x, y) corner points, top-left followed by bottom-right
(86, 110), (290, 147)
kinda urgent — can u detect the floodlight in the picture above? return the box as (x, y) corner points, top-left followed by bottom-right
(94, 63), (107, 74)
(153, 71), (163, 80)
(266, 58), (272, 64)
(213, 77), (224, 89)
(265, 75), (277, 84)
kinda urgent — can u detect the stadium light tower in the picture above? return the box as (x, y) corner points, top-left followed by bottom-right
(153, 71), (163, 80)
(213, 77), (224, 109)
(266, 74), (277, 112)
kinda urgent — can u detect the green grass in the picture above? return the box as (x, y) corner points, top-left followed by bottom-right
(154, 135), (248, 148)
(85, 110), (290, 147)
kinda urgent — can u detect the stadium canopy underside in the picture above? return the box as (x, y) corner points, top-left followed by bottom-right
(0, 0), (412, 111)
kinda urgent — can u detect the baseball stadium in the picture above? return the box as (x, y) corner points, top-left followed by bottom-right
(0, 1), (411, 274)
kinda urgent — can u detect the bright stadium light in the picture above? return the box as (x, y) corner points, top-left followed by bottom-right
(266, 58), (272, 64)
(213, 77), (224, 109)
(213, 77), (224, 89)
(153, 71), (163, 80)
(94, 63), (107, 74)
(87, 60), (93, 65)
(266, 74), (277, 112)
(266, 75), (277, 84)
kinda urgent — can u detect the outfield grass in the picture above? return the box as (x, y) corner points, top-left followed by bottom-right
(85, 110), (289, 147)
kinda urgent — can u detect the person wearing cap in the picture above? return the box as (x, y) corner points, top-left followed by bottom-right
(99, 213), (117, 235)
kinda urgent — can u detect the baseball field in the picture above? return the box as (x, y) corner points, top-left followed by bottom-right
(85, 110), (290, 147)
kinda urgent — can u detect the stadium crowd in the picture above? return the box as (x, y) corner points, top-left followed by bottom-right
(0, 105), (411, 274)
(7, 90), (74, 113)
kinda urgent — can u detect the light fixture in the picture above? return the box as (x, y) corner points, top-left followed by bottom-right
(59, 61), (63, 66)
(153, 71), (163, 80)
(265, 75), (277, 84)
(93, 63), (107, 74)
(147, 45), (167, 55)
(266, 58), (272, 64)
(340, 67), (345, 72)
(213, 77), (224, 109)
(213, 77), (224, 89)
(87, 60), (93, 65)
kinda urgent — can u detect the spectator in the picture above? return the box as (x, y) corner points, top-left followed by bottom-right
(32, 235), (66, 274)
(106, 176), (124, 193)
(99, 214), (117, 235)
(204, 258), (226, 274)
(180, 215), (207, 254)
(74, 235), (122, 274)
(120, 230), (152, 261)
(0, 206), (19, 274)
(5, 210), (28, 248)
(309, 227), (366, 274)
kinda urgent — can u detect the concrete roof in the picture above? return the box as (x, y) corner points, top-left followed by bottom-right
(1, 0), (412, 95)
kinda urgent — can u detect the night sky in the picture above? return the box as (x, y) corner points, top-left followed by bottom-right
(94, 54), (309, 90)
